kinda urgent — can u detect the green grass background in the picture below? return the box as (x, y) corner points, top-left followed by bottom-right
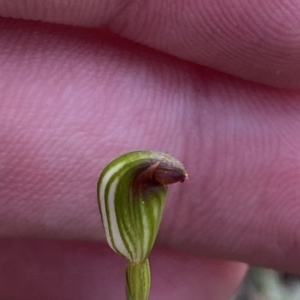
(232, 268), (300, 300)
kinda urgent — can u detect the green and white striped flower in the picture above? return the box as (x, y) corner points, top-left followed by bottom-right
(97, 150), (187, 300)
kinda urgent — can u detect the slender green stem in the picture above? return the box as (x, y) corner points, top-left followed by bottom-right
(126, 260), (150, 300)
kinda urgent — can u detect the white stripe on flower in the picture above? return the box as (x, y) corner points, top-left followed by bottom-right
(98, 161), (130, 258)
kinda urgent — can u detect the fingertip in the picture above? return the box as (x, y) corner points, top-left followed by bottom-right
(0, 0), (300, 88)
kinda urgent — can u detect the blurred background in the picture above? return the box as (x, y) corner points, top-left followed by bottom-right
(232, 267), (300, 300)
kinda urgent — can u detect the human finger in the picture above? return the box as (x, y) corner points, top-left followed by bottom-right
(1, 18), (300, 274)
(0, 0), (299, 88)
(0, 239), (247, 300)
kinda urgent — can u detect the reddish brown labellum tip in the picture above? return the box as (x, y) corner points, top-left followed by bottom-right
(153, 164), (187, 185)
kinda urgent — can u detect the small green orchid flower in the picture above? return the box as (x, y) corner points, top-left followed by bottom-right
(97, 150), (187, 300)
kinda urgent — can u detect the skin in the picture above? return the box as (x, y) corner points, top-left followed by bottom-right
(0, 0), (300, 299)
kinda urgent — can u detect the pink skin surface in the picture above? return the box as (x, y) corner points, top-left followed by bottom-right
(0, 1), (300, 299)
